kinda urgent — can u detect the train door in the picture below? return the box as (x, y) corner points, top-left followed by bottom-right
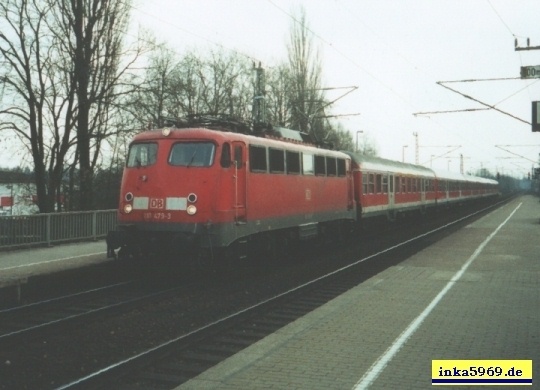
(233, 141), (246, 223)
(388, 173), (395, 217)
(421, 178), (426, 204)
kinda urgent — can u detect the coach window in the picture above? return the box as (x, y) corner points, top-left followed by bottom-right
(337, 158), (346, 176)
(376, 174), (382, 193)
(249, 145), (267, 172)
(286, 151), (300, 174)
(127, 142), (157, 167)
(326, 157), (337, 176)
(220, 143), (231, 168)
(363, 174), (369, 194)
(412, 178), (417, 193)
(382, 175), (388, 193)
(401, 177), (406, 193)
(369, 173), (375, 194)
(314, 155), (326, 176)
(302, 153), (314, 175)
(269, 148), (285, 173)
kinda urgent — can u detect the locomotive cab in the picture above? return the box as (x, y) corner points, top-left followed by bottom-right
(111, 128), (245, 259)
(108, 123), (357, 263)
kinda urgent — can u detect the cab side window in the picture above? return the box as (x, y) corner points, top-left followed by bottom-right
(221, 143), (231, 168)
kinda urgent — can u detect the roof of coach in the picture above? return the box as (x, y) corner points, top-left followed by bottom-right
(432, 169), (498, 185)
(343, 152), (436, 178)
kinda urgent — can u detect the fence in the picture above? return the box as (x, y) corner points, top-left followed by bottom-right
(0, 210), (117, 250)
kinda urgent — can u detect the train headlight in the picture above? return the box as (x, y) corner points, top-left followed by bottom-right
(187, 193), (197, 203)
(162, 128), (171, 136)
(123, 204), (133, 214)
(186, 205), (197, 215)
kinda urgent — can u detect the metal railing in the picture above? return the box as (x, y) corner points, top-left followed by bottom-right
(0, 210), (117, 250)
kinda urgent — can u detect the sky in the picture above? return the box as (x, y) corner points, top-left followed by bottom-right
(127, 0), (540, 178)
(2, 0), (540, 178)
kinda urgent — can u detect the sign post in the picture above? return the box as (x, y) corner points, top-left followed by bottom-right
(521, 65), (540, 79)
(532, 102), (540, 132)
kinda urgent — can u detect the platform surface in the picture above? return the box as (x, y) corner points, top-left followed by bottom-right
(0, 241), (108, 287)
(178, 195), (540, 389)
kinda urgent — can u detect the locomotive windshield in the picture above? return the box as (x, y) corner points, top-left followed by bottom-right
(127, 143), (157, 167)
(169, 142), (215, 167)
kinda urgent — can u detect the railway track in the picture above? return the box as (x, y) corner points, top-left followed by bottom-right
(50, 198), (511, 390)
(0, 278), (200, 343)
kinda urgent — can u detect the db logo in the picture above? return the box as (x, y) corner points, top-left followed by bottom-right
(150, 198), (164, 209)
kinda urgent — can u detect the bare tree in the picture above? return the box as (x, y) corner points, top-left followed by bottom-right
(128, 49), (253, 129)
(286, 7), (326, 139)
(355, 132), (379, 156)
(196, 50), (252, 119)
(265, 64), (292, 127)
(324, 122), (354, 151)
(55, 0), (139, 210)
(0, 0), (143, 211)
(0, 0), (75, 212)
(126, 45), (181, 129)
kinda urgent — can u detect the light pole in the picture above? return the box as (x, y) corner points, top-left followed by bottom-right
(356, 130), (364, 153)
(402, 145), (408, 162)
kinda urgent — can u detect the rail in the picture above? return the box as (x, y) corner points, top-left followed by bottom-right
(0, 210), (117, 250)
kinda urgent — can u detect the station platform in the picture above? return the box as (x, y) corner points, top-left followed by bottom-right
(178, 195), (540, 389)
(0, 241), (108, 289)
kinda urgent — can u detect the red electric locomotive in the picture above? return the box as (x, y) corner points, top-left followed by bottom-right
(107, 118), (499, 262)
(109, 119), (356, 260)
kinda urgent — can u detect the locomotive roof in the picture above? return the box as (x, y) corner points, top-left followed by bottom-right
(344, 152), (436, 177)
(131, 127), (350, 158)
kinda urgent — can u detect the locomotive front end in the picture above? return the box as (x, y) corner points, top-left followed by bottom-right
(110, 128), (223, 259)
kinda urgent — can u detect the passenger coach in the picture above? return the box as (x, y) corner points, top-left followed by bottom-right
(344, 153), (499, 222)
(345, 153), (437, 220)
